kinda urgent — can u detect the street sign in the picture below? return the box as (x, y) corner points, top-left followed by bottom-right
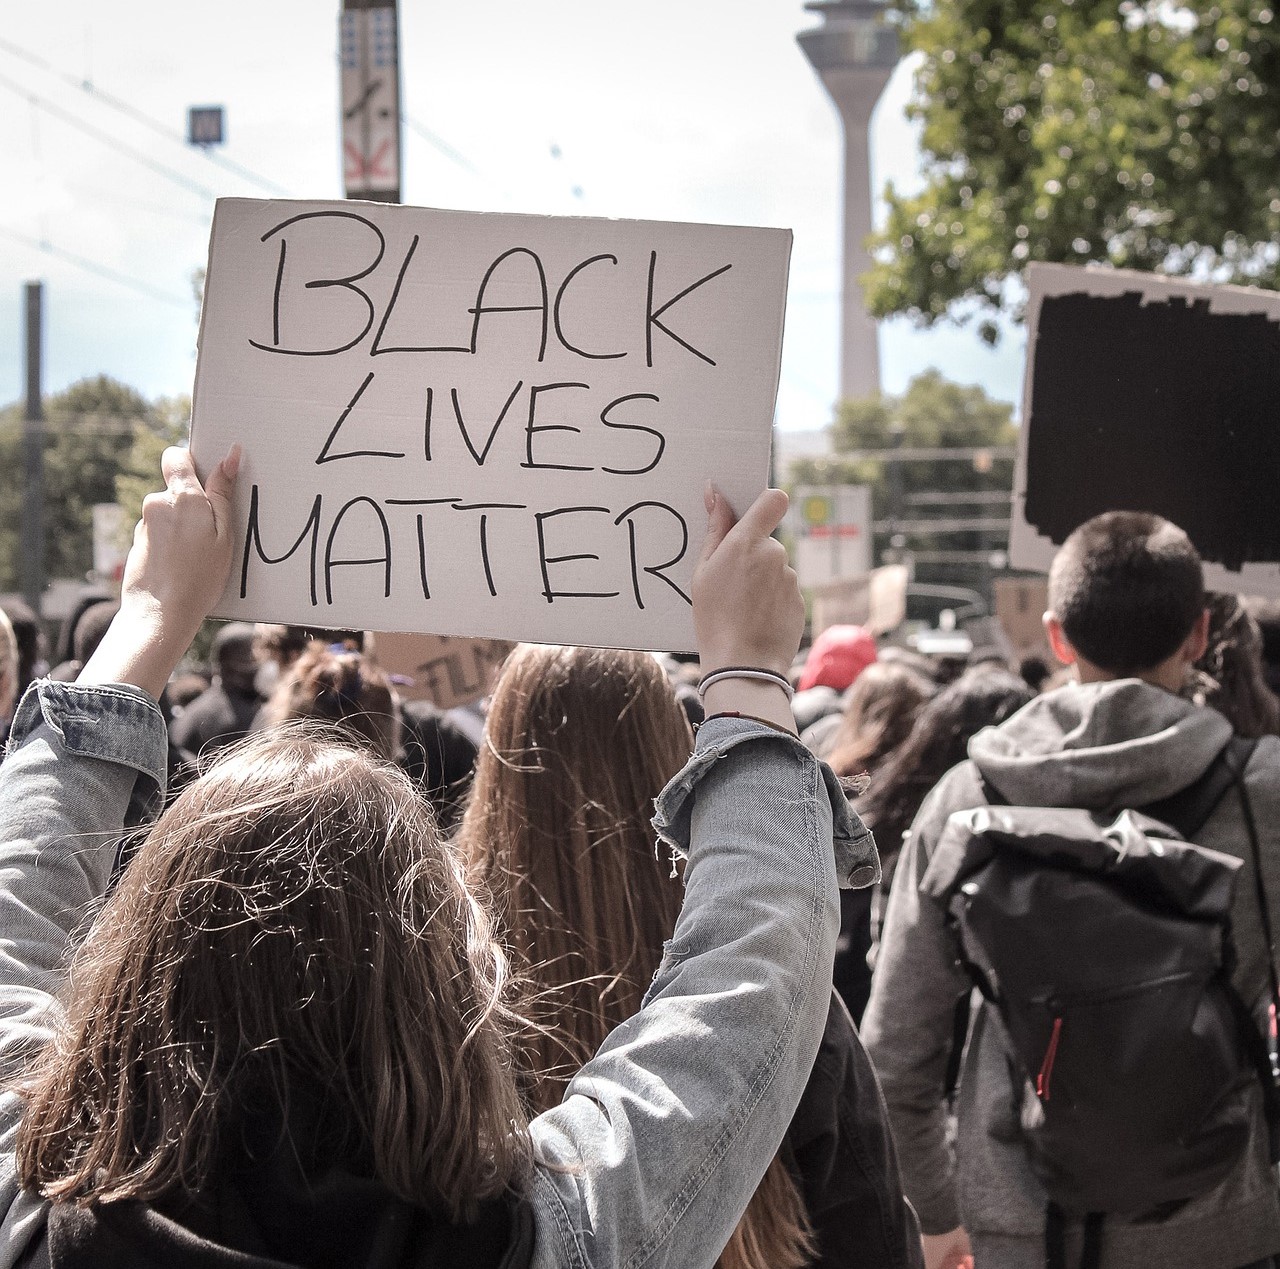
(790, 484), (872, 588)
(340, 5), (401, 201)
(187, 106), (225, 148)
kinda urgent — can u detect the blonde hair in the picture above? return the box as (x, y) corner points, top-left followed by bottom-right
(15, 728), (530, 1219)
(0, 607), (17, 721)
(459, 644), (814, 1269)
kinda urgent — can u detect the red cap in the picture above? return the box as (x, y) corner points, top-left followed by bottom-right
(797, 624), (878, 692)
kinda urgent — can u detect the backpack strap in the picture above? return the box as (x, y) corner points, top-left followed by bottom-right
(1220, 739), (1280, 1162)
(1138, 734), (1257, 839)
(1044, 1203), (1105, 1269)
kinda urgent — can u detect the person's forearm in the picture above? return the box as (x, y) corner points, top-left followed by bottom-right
(0, 682), (168, 1079)
(528, 720), (850, 1269)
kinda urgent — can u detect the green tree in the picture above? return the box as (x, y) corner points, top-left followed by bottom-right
(114, 395), (191, 531)
(867, 1), (1280, 337)
(789, 371), (1017, 606)
(0, 376), (175, 593)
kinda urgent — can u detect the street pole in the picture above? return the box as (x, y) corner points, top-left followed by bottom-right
(20, 282), (45, 616)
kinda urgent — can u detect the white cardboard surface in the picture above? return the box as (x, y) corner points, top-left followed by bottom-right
(191, 199), (791, 651)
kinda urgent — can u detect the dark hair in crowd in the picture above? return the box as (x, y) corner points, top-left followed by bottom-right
(1048, 511), (1205, 674)
(15, 731), (531, 1218)
(459, 644), (815, 1269)
(261, 646), (399, 759)
(859, 665), (1034, 884)
(826, 661), (936, 781)
(1190, 593), (1280, 739)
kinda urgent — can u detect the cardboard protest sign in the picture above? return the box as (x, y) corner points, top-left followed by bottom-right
(812, 564), (907, 637)
(1011, 264), (1280, 596)
(190, 198), (792, 651)
(992, 576), (1059, 663)
(366, 631), (512, 709)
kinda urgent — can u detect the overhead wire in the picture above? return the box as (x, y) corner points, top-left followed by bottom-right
(0, 69), (219, 202)
(0, 35), (292, 196)
(0, 225), (191, 309)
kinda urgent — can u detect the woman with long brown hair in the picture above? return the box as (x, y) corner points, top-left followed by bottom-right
(460, 643), (923, 1269)
(0, 448), (876, 1269)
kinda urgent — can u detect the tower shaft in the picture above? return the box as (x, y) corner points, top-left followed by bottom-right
(798, 2), (898, 403)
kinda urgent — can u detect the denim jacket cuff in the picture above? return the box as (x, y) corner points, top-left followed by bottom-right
(653, 716), (880, 889)
(9, 680), (169, 821)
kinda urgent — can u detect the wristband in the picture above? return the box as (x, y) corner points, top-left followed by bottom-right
(697, 666), (796, 701)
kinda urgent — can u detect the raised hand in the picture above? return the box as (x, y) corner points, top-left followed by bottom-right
(79, 445), (241, 699)
(691, 484), (804, 734)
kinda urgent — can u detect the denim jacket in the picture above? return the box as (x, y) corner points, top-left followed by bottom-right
(0, 681), (876, 1269)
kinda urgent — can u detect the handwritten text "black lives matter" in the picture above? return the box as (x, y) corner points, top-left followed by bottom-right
(237, 210), (736, 612)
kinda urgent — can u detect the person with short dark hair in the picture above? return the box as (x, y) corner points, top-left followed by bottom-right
(168, 621), (262, 757)
(864, 510), (1280, 1269)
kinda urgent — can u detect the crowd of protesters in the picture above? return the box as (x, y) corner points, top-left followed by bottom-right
(0, 453), (1278, 1269)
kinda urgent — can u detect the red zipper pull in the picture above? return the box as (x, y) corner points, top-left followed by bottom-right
(1037, 1015), (1063, 1102)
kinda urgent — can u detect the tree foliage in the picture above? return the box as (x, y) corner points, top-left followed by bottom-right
(0, 376), (179, 594)
(866, 1), (1280, 336)
(788, 370), (1016, 600)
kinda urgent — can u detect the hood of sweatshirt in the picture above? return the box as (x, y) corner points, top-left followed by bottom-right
(967, 678), (1233, 811)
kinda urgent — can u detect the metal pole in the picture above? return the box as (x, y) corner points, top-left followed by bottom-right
(20, 282), (44, 615)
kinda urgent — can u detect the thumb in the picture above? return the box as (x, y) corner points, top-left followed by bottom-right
(161, 445), (202, 495)
(697, 482), (737, 565)
(204, 444), (242, 538)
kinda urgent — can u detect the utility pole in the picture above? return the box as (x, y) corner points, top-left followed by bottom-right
(340, 0), (403, 203)
(20, 282), (45, 616)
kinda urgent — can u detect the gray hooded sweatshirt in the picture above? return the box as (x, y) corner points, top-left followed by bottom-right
(863, 678), (1280, 1269)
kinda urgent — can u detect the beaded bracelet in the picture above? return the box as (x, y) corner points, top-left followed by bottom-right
(697, 665), (795, 701)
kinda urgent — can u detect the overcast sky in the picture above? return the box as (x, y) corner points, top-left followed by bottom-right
(0, 1), (1026, 432)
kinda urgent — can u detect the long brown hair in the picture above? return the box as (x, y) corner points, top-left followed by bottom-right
(261, 645), (400, 759)
(827, 660), (935, 779)
(459, 644), (815, 1269)
(16, 728), (529, 1221)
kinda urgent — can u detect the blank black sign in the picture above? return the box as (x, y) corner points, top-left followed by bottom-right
(1024, 288), (1280, 572)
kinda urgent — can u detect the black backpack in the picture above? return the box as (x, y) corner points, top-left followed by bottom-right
(920, 738), (1280, 1268)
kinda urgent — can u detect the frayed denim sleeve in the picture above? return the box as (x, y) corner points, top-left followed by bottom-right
(528, 718), (874, 1269)
(0, 680), (167, 1079)
(0, 681), (169, 1269)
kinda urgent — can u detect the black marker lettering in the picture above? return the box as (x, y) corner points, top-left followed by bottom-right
(645, 252), (732, 368)
(469, 248), (550, 361)
(423, 386), (434, 461)
(324, 496), (393, 604)
(553, 254), (625, 359)
(535, 506), (621, 603)
(315, 372), (406, 464)
(453, 502), (528, 597)
(370, 234), (472, 355)
(240, 485), (323, 606)
(451, 380), (524, 466)
(614, 500), (691, 609)
(270, 238), (286, 347)
(385, 498), (460, 599)
(522, 382), (593, 471)
(249, 210), (386, 357)
(600, 393), (666, 476)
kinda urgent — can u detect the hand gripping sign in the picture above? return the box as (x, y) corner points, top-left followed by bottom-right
(190, 199), (791, 651)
